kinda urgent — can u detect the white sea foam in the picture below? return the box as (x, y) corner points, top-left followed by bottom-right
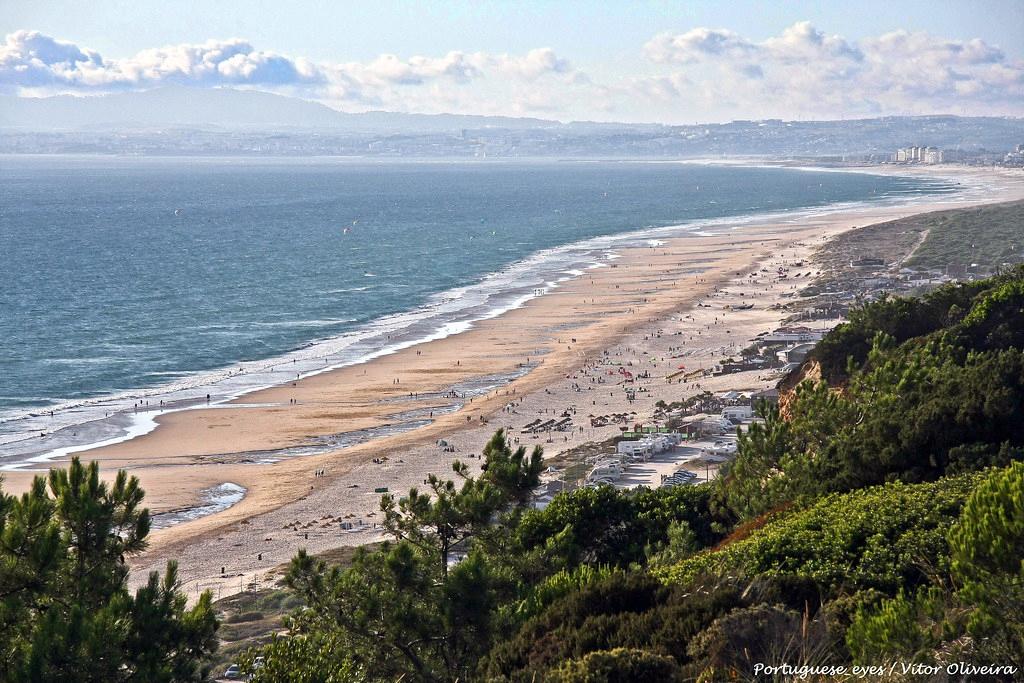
(150, 483), (246, 529)
(3, 410), (161, 471)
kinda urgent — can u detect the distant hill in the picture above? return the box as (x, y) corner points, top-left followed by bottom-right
(1, 87), (1021, 157)
(0, 86), (559, 133)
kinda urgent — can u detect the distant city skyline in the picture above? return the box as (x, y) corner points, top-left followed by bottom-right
(2, 0), (1023, 123)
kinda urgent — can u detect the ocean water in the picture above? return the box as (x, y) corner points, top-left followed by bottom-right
(0, 156), (957, 464)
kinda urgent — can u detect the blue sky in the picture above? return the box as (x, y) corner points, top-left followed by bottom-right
(3, 0), (1022, 122)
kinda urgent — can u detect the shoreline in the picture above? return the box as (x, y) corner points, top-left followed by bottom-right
(0, 161), (969, 466)
(2, 163), (1022, 600)
(1, 167), (1015, 481)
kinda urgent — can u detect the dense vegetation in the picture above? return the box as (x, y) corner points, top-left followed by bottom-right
(0, 459), (218, 682)
(7, 266), (1024, 681)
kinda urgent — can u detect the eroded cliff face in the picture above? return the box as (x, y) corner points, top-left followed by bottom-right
(777, 359), (823, 420)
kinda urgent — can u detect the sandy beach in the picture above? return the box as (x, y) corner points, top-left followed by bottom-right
(4, 163), (1022, 598)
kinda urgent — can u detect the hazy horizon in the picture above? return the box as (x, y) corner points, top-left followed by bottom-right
(2, 0), (1023, 125)
(7, 84), (1024, 129)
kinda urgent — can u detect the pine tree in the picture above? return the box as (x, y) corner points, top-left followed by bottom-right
(0, 458), (218, 682)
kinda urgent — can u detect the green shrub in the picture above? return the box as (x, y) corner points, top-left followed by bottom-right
(514, 483), (722, 572)
(662, 475), (979, 595)
(482, 572), (821, 682)
(548, 647), (682, 683)
(226, 611), (265, 624)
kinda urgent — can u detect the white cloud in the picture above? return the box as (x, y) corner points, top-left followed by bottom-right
(0, 32), (325, 91)
(640, 22), (1023, 118)
(645, 27), (756, 64)
(2, 24), (1021, 122)
(0, 30), (103, 89)
(762, 21), (863, 64)
(496, 48), (572, 80)
(355, 51), (481, 85)
(0, 30), (583, 115)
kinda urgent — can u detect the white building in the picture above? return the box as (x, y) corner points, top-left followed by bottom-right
(777, 342), (816, 365)
(722, 405), (754, 421)
(895, 146), (942, 164)
(760, 327), (827, 344)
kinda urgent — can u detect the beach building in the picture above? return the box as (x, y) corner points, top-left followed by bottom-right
(760, 326), (827, 344)
(777, 342), (816, 365)
(751, 388), (780, 405)
(715, 357), (769, 375)
(722, 405), (754, 421)
(679, 413), (733, 436)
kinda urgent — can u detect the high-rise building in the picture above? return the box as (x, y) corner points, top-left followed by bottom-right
(894, 146), (942, 164)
